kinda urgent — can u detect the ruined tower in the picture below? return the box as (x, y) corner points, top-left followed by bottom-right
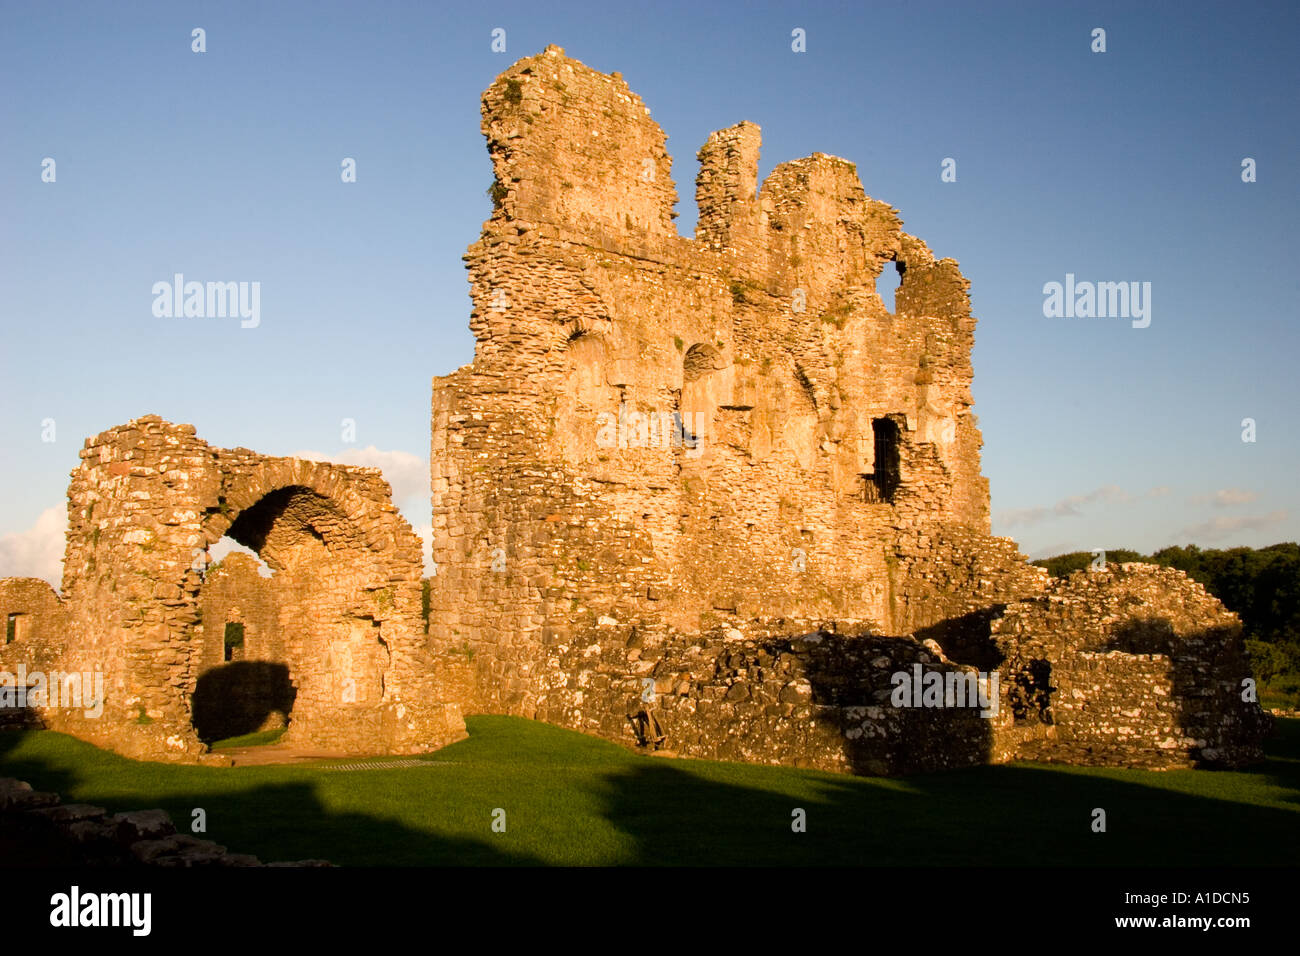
(427, 47), (1268, 773)
(430, 45), (1034, 662)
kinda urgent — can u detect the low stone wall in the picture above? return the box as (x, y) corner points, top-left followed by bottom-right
(0, 777), (329, 867)
(0, 578), (67, 674)
(530, 620), (1009, 775)
(496, 564), (1275, 775)
(992, 564), (1272, 768)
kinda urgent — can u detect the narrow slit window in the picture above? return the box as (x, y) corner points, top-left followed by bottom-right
(870, 418), (901, 504)
(6, 613), (27, 645)
(876, 260), (902, 313)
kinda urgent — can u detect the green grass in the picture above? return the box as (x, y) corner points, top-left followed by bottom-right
(210, 728), (287, 751)
(1261, 685), (1300, 711)
(2, 716), (1297, 866)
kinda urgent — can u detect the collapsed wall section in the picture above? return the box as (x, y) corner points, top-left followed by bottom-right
(532, 619), (1011, 775)
(992, 564), (1271, 768)
(0, 579), (67, 729)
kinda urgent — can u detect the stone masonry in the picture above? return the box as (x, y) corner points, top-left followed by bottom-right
(0, 777), (329, 867)
(991, 563), (1271, 768)
(0, 48), (1271, 773)
(1, 416), (466, 761)
(426, 46), (1270, 773)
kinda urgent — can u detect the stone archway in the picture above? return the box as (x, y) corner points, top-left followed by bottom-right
(193, 483), (400, 751)
(36, 415), (467, 762)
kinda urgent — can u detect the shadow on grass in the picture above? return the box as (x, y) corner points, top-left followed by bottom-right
(589, 757), (1300, 866)
(1261, 715), (1300, 807)
(584, 715), (1300, 866)
(2, 717), (1297, 866)
(0, 729), (545, 867)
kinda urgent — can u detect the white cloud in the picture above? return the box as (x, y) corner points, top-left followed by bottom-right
(290, 446), (429, 509)
(995, 505), (1052, 530)
(1175, 510), (1288, 542)
(995, 484), (1142, 530)
(1050, 484), (1130, 516)
(0, 506), (66, 588)
(413, 523), (437, 577)
(1188, 488), (1260, 508)
(209, 538), (273, 576)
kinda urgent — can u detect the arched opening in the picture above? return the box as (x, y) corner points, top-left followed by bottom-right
(683, 343), (723, 383)
(681, 343), (726, 451)
(191, 660), (295, 745)
(189, 484), (394, 749)
(557, 328), (619, 462)
(192, 543), (291, 744)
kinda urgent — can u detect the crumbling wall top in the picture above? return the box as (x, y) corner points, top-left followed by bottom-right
(481, 45), (679, 239)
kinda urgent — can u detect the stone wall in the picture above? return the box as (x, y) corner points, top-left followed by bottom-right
(0, 578), (66, 673)
(465, 565), (1270, 775)
(430, 46), (1036, 716)
(0, 777), (328, 867)
(427, 47), (1270, 775)
(533, 618), (1010, 775)
(0, 578), (67, 729)
(197, 552), (285, 671)
(3, 415), (466, 762)
(991, 564), (1271, 768)
(192, 553), (292, 742)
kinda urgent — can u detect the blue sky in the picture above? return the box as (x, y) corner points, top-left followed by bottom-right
(2, 0), (1297, 585)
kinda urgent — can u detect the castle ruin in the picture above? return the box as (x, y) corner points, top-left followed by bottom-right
(0, 47), (1271, 773)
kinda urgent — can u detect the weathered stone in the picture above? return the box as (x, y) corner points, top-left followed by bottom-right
(130, 837), (187, 863)
(110, 809), (176, 843)
(423, 47), (1271, 776)
(29, 804), (107, 825)
(266, 859), (334, 868)
(0, 47), (1271, 780)
(0, 786), (60, 812)
(0, 418), (468, 762)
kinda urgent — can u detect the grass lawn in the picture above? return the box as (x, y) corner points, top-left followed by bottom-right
(209, 728), (287, 750)
(1261, 687), (1300, 711)
(2, 715), (1297, 866)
